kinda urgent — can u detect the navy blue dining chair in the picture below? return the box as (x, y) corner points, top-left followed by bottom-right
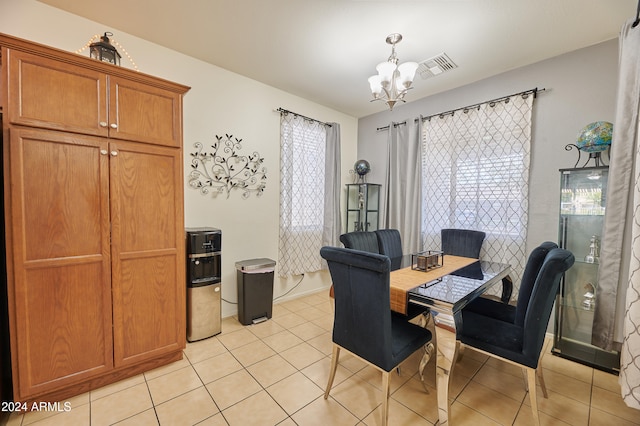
(441, 228), (513, 303)
(339, 231), (380, 253)
(320, 246), (433, 426)
(460, 241), (558, 398)
(329, 231), (381, 300)
(374, 229), (403, 271)
(463, 241), (558, 324)
(375, 228), (430, 323)
(441, 228), (486, 259)
(457, 247), (574, 426)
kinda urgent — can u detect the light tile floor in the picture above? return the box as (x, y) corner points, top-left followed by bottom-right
(6, 292), (640, 425)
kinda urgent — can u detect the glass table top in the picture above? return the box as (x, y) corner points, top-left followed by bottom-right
(407, 260), (511, 313)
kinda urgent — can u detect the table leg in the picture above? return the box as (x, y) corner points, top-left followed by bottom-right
(434, 316), (459, 426)
(415, 311), (435, 391)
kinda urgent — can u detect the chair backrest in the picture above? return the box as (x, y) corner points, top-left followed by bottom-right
(375, 229), (403, 271)
(339, 231), (380, 253)
(522, 247), (574, 363)
(441, 228), (486, 259)
(320, 246), (393, 369)
(514, 241), (558, 326)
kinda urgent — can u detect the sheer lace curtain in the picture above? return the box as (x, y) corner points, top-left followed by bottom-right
(278, 113), (341, 276)
(421, 94), (534, 298)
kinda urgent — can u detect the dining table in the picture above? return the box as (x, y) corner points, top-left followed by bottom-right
(389, 255), (511, 426)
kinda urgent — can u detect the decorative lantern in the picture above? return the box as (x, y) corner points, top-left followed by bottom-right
(89, 32), (121, 66)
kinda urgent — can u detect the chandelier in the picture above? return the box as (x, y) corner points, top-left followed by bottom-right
(368, 33), (418, 111)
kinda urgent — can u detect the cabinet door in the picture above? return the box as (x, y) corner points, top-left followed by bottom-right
(7, 50), (109, 137)
(109, 141), (185, 367)
(8, 128), (113, 399)
(108, 76), (183, 147)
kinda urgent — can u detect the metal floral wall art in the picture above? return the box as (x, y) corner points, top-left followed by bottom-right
(188, 134), (267, 199)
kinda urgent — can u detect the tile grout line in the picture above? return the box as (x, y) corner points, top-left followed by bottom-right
(15, 295), (632, 426)
(142, 371), (161, 426)
(266, 305), (385, 424)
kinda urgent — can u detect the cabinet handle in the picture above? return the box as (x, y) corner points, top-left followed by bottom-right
(99, 122), (108, 128)
(110, 151), (118, 157)
(110, 123), (118, 129)
(100, 150), (108, 155)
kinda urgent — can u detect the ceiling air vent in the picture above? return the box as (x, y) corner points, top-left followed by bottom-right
(416, 53), (457, 79)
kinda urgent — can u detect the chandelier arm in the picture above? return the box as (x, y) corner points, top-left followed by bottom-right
(381, 86), (393, 101)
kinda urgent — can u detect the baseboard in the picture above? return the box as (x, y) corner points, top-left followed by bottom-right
(222, 286), (330, 319)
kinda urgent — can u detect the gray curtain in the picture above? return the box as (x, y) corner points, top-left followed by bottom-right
(381, 119), (423, 255)
(595, 18), (640, 409)
(323, 123), (342, 248)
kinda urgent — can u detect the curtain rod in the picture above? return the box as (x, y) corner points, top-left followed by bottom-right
(376, 121), (407, 131)
(276, 107), (333, 127)
(375, 87), (544, 131)
(421, 87), (544, 122)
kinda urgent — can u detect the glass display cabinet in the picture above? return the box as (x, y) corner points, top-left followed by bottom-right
(552, 166), (620, 373)
(345, 183), (380, 232)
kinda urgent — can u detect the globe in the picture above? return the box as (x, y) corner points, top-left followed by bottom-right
(354, 159), (371, 176)
(576, 121), (613, 153)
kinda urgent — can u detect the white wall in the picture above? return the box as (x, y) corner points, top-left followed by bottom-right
(0, 0), (359, 318)
(357, 39), (619, 254)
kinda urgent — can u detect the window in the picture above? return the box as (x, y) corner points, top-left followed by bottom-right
(451, 145), (526, 235)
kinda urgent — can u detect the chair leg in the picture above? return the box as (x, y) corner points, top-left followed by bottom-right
(522, 363), (549, 399)
(329, 287), (335, 312)
(381, 370), (391, 426)
(537, 366), (548, 398)
(324, 345), (340, 399)
(526, 367), (540, 426)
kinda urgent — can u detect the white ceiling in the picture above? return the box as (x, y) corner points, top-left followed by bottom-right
(39, 0), (637, 118)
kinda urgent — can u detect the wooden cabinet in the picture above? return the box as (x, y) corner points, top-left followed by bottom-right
(7, 50), (183, 147)
(1, 33), (189, 403)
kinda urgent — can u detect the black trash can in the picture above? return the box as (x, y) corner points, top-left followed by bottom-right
(236, 258), (276, 325)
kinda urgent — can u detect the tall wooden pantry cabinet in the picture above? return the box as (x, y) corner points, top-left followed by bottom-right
(0, 33), (190, 404)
